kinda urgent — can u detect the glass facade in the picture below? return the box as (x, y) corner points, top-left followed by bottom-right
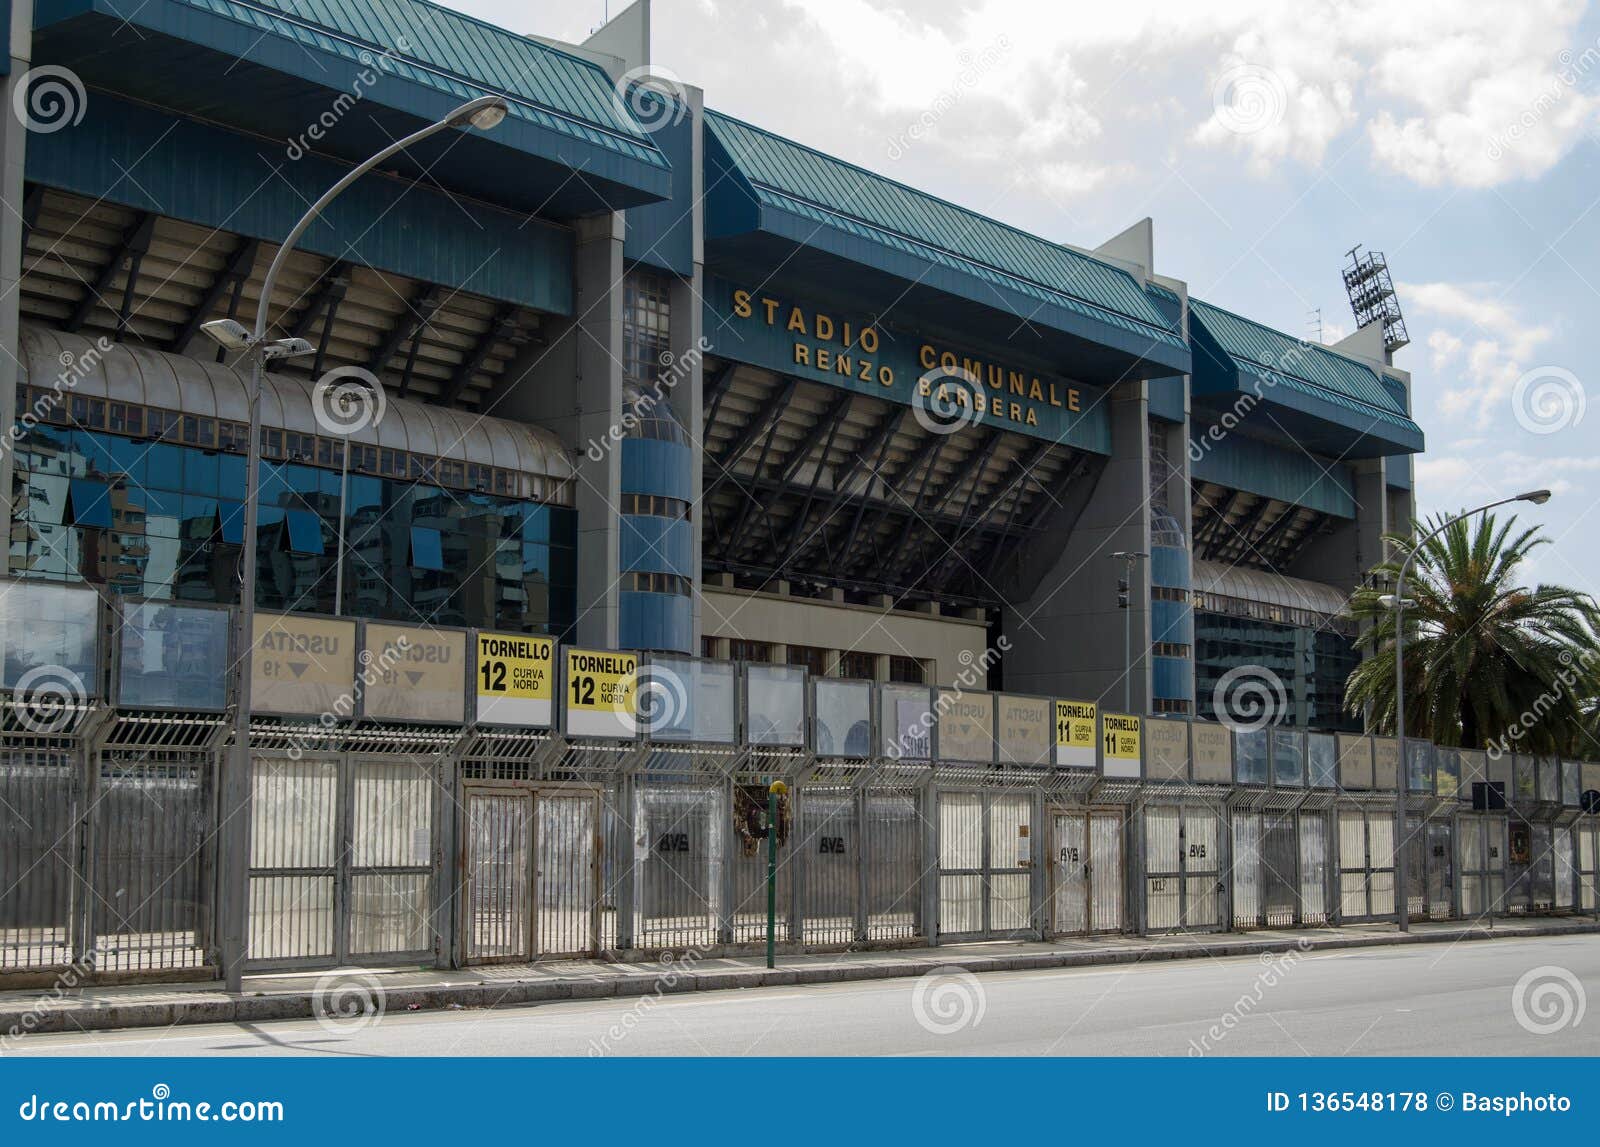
(10, 423), (576, 636)
(1193, 610), (1360, 732)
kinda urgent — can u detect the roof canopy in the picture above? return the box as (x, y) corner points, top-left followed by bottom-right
(702, 111), (1191, 383)
(31, 0), (671, 216)
(1188, 298), (1424, 459)
(20, 325), (573, 483)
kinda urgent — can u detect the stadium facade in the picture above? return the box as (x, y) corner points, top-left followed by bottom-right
(0, 0), (1594, 981)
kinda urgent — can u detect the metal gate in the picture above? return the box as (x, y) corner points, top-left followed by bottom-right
(1554, 824), (1576, 911)
(461, 785), (601, 963)
(1051, 807), (1123, 935)
(1337, 807), (1396, 921)
(865, 791), (922, 941)
(1144, 805), (1222, 932)
(1404, 816), (1455, 920)
(1233, 810), (1304, 929)
(247, 753), (437, 969)
(89, 755), (211, 972)
(634, 783), (724, 949)
(0, 748), (80, 972)
(1298, 811), (1330, 926)
(938, 792), (1033, 939)
(799, 788), (856, 945)
(1579, 821), (1597, 912)
(1459, 814), (1506, 918)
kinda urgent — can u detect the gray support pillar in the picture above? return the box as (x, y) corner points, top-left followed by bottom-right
(1003, 380), (1153, 708)
(667, 268), (703, 646)
(922, 784), (939, 944)
(615, 772), (636, 951)
(0, 1), (36, 547)
(500, 212), (627, 648)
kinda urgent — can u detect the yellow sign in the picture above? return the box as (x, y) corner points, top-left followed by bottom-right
(475, 633), (554, 727)
(1101, 712), (1142, 778)
(1054, 700), (1097, 768)
(250, 613), (355, 716)
(361, 624), (466, 723)
(565, 648), (638, 738)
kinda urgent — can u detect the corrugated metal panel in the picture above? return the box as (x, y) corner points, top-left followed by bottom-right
(703, 110), (1186, 350)
(1190, 298), (1407, 415)
(141, 0), (663, 165)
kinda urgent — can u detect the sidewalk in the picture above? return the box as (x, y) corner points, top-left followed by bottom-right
(4, 917), (1596, 1038)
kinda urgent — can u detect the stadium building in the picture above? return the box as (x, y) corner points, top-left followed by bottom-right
(0, 0), (1592, 981)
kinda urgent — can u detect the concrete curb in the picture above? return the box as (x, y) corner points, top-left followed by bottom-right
(3, 921), (1596, 1038)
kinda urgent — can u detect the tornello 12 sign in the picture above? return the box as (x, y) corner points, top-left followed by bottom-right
(706, 277), (1106, 450)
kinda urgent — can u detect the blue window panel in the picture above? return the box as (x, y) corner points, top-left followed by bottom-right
(1151, 655), (1192, 702)
(285, 509), (325, 555)
(218, 451), (247, 492)
(82, 431), (146, 485)
(1152, 600), (1193, 646)
(620, 514), (693, 577)
(522, 542), (550, 579)
(409, 526), (445, 571)
(620, 438), (694, 501)
(183, 449), (220, 496)
(520, 503), (550, 544)
(619, 591), (693, 653)
(68, 479), (114, 527)
(145, 443), (184, 491)
(219, 502), (245, 545)
(1150, 545), (1189, 589)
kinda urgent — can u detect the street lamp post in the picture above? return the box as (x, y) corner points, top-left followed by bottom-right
(206, 95), (509, 991)
(1384, 489), (1551, 934)
(1110, 551), (1149, 714)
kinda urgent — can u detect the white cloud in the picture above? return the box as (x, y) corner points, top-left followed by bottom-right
(1403, 281), (1559, 428)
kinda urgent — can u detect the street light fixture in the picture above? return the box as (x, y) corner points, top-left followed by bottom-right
(1389, 488), (1552, 933)
(1109, 550), (1150, 714)
(205, 94), (509, 992)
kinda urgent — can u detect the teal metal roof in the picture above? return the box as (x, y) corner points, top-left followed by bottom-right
(171, 0), (666, 167)
(703, 110), (1187, 357)
(1190, 298), (1407, 416)
(1188, 297), (1423, 456)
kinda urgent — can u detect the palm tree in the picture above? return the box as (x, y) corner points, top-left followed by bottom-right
(1345, 513), (1598, 753)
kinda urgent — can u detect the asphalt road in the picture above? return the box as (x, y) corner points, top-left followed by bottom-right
(12, 935), (1598, 1057)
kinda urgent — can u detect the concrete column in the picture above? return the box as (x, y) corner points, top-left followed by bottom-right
(1002, 380), (1152, 709)
(668, 269), (703, 647)
(0, 2), (36, 548)
(499, 212), (627, 648)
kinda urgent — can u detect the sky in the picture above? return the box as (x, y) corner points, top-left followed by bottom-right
(445, 0), (1600, 598)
